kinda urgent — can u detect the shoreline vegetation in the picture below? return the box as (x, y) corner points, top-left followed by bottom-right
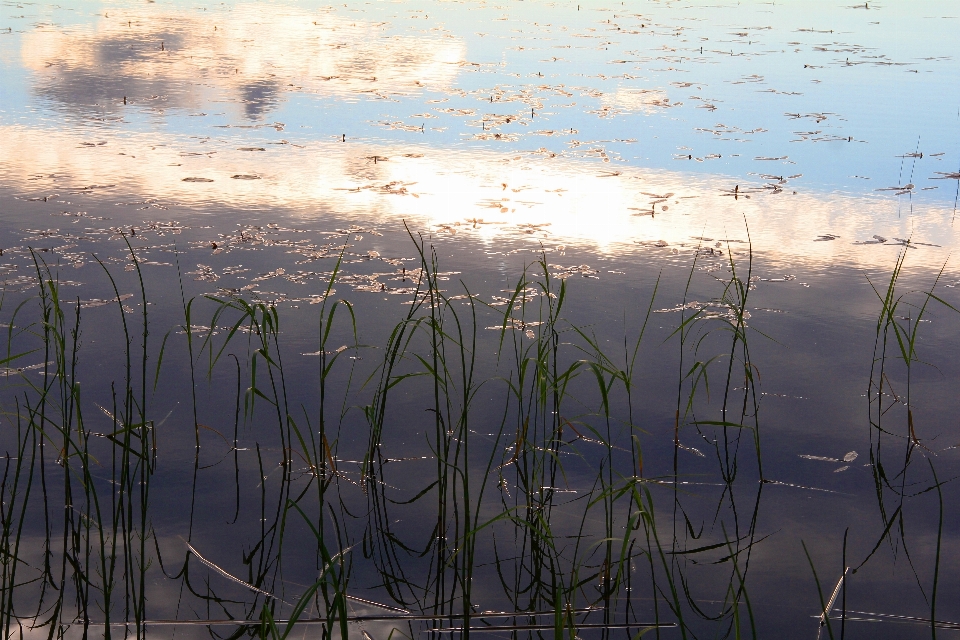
(1, 227), (955, 639)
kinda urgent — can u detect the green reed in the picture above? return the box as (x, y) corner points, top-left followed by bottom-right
(0, 239), (154, 639)
(6, 231), (953, 639)
(0, 233), (759, 638)
(855, 248), (957, 638)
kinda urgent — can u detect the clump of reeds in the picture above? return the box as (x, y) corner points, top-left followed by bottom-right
(9, 228), (952, 638)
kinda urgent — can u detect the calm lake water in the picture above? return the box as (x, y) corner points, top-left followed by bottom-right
(2, 1), (960, 638)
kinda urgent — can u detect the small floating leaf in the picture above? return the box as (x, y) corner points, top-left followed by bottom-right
(182, 177), (214, 183)
(843, 451), (858, 462)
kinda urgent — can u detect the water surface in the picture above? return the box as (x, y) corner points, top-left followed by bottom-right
(2, 1), (960, 638)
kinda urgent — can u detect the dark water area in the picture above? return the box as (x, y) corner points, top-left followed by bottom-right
(2, 1), (960, 638)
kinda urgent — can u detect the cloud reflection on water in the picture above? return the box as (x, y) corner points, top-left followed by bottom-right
(21, 3), (466, 118)
(3, 123), (955, 271)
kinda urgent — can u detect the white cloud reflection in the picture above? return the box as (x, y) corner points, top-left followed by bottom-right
(8, 2), (957, 271)
(21, 3), (466, 116)
(3, 123), (955, 270)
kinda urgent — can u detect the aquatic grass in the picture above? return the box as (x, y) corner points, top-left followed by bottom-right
(4, 231), (752, 638)
(854, 248), (960, 636)
(4, 228), (958, 639)
(654, 233), (766, 637)
(0, 241), (156, 638)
